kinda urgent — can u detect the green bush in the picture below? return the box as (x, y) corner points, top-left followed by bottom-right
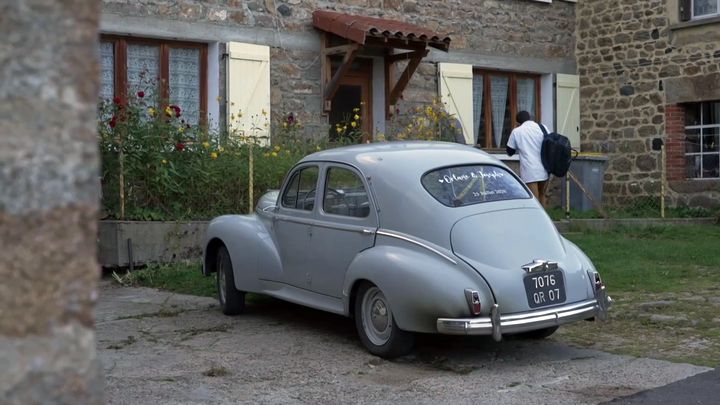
(99, 95), (322, 220)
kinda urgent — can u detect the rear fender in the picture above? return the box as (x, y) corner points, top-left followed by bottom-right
(343, 243), (494, 334)
(203, 215), (280, 293)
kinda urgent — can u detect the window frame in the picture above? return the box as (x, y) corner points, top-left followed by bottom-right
(281, 165), (320, 211)
(321, 165), (371, 218)
(692, 0), (720, 19)
(100, 35), (208, 124)
(684, 101), (720, 179)
(473, 69), (542, 150)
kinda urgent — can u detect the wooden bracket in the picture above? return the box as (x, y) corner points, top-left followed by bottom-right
(385, 48), (427, 118)
(321, 37), (361, 111)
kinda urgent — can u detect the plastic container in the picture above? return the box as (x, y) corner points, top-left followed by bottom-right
(561, 153), (608, 212)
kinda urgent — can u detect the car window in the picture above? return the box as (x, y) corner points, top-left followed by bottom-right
(422, 165), (531, 207)
(323, 167), (370, 218)
(281, 166), (319, 211)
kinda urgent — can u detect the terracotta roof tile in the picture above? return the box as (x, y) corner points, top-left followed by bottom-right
(312, 10), (451, 52)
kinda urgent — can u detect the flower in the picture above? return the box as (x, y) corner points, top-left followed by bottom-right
(271, 151), (278, 157)
(161, 159), (167, 164)
(315, 146), (321, 151)
(108, 116), (117, 128)
(283, 122), (288, 128)
(336, 126), (342, 133)
(352, 107), (360, 113)
(113, 96), (121, 105)
(175, 142), (185, 151)
(210, 152), (218, 159)
(218, 146), (225, 152)
(137, 91), (144, 98)
(354, 114), (360, 120)
(202, 141), (210, 149)
(147, 107), (157, 117)
(170, 105), (181, 118)
(165, 106), (173, 117)
(350, 121), (357, 128)
(273, 145), (281, 152)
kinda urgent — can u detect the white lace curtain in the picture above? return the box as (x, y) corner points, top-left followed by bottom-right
(99, 42), (115, 103)
(472, 75), (484, 145)
(517, 78), (536, 118)
(169, 48), (201, 125)
(127, 44), (160, 102)
(490, 76), (509, 148)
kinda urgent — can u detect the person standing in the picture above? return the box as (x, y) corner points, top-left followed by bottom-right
(506, 111), (549, 206)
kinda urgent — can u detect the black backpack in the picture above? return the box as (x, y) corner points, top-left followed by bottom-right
(538, 123), (575, 177)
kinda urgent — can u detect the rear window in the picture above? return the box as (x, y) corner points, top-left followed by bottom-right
(422, 165), (531, 207)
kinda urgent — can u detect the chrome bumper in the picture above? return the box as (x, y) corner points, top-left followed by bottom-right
(437, 288), (612, 341)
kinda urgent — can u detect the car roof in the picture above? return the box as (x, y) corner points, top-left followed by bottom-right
(299, 141), (503, 176)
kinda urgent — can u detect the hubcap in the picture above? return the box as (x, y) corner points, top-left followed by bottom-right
(362, 287), (392, 346)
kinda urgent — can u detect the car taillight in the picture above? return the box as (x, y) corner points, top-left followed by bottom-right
(464, 289), (482, 315)
(593, 272), (604, 290)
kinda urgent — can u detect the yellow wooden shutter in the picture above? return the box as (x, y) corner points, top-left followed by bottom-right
(226, 42), (271, 146)
(438, 63), (474, 144)
(556, 73), (580, 149)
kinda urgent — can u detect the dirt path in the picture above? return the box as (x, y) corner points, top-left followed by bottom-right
(96, 282), (709, 404)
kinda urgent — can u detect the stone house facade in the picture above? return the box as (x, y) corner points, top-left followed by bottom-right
(100, 0), (580, 169)
(575, 0), (720, 208)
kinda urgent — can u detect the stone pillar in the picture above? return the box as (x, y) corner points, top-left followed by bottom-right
(0, 1), (104, 404)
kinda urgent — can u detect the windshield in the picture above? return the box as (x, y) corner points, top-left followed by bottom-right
(422, 165), (531, 207)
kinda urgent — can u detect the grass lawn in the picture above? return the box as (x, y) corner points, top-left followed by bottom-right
(114, 224), (720, 366)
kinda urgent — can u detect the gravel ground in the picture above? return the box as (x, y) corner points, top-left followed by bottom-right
(96, 281), (710, 404)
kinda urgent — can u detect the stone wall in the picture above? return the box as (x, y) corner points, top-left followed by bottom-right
(575, 0), (720, 208)
(102, 0), (576, 138)
(0, 1), (104, 404)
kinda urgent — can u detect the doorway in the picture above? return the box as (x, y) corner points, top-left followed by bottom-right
(329, 58), (373, 143)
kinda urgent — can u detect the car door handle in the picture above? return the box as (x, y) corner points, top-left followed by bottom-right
(362, 229), (375, 235)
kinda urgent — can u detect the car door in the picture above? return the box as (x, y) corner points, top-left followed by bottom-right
(273, 164), (320, 288)
(308, 164), (378, 298)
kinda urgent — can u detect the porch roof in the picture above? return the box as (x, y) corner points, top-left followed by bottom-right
(312, 10), (451, 52)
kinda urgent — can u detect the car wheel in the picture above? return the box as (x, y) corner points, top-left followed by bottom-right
(514, 326), (559, 340)
(354, 282), (415, 358)
(216, 245), (245, 315)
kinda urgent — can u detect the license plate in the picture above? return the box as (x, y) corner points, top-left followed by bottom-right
(523, 270), (566, 308)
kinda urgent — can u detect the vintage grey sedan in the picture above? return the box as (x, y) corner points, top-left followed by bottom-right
(203, 141), (611, 358)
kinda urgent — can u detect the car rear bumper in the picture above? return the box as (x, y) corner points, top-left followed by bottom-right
(436, 287), (612, 341)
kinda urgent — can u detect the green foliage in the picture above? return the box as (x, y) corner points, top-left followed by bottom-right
(99, 96), (324, 220)
(381, 100), (462, 142)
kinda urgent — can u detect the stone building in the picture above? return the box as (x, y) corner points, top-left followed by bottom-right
(100, 0), (581, 165)
(576, 0), (720, 208)
(1, 1), (104, 403)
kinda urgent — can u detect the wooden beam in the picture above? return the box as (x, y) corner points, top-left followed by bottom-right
(322, 44), (359, 57)
(386, 51), (419, 64)
(324, 43), (361, 102)
(387, 48), (427, 109)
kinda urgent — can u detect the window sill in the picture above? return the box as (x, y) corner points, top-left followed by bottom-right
(669, 15), (720, 31)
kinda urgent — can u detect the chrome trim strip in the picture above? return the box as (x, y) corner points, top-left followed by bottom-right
(437, 298), (605, 336)
(312, 220), (376, 235)
(376, 229), (457, 265)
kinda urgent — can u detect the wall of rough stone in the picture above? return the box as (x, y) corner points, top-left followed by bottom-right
(575, 0), (720, 208)
(0, 1), (104, 404)
(101, 0), (576, 138)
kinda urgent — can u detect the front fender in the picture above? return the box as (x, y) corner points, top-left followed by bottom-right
(343, 244), (494, 334)
(203, 214), (280, 293)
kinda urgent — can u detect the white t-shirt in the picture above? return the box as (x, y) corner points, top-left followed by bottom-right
(506, 120), (549, 183)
